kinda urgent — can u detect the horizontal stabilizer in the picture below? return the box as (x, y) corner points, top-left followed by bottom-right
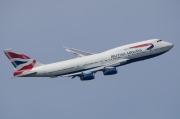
(11, 71), (37, 78)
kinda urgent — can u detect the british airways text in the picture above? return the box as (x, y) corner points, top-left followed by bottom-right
(111, 49), (142, 58)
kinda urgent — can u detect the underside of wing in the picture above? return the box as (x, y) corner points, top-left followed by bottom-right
(61, 59), (128, 78)
(62, 46), (94, 57)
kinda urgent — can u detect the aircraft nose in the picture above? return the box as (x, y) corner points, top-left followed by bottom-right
(165, 42), (174, 50)
(168, 43), (174, 49)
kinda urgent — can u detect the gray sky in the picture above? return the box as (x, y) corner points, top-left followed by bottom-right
(0, 0), (180, 119)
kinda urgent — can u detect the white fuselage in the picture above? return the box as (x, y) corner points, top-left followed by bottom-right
(32, 39), (173, 77)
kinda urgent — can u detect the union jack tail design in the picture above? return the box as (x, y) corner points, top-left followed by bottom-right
(4, 48), (44, 71)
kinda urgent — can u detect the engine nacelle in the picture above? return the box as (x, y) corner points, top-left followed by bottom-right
(103, 67), (117, 75)
(80, 72), (95, 81)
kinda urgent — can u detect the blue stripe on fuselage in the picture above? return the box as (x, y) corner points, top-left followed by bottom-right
(126, 51), (168, 65)
(146, 45), (154, 50)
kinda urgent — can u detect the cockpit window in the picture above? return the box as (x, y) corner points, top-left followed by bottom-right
(157, 40), (162, 42)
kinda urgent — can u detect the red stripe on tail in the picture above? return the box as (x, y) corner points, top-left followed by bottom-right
(19, 60), (36, 70)
(5, 52), (30, 59)
(14, 70), (24, 76)
(13, 60), (36, 76)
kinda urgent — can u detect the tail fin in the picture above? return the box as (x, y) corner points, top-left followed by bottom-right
(4, 48), (44, 71)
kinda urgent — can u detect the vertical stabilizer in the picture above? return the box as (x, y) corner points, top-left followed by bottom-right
(4, 48), (44, 71)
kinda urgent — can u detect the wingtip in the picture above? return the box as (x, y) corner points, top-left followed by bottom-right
(62, 46), (69, 49)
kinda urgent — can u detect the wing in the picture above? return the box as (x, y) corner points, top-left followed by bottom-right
(62, 46), (94, 57)
(61, 59), (128, 78)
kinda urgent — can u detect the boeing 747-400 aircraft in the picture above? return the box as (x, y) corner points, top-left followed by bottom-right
(4, 39), (173, 80)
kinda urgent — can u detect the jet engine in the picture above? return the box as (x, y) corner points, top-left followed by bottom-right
(103, 67), (117, 75)
(80, 72), (95, 81)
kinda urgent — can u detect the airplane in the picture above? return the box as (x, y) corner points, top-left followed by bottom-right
(4, 39), (173, 81)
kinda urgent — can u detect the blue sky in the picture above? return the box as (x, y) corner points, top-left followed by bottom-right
(0, 0), (180, 119)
